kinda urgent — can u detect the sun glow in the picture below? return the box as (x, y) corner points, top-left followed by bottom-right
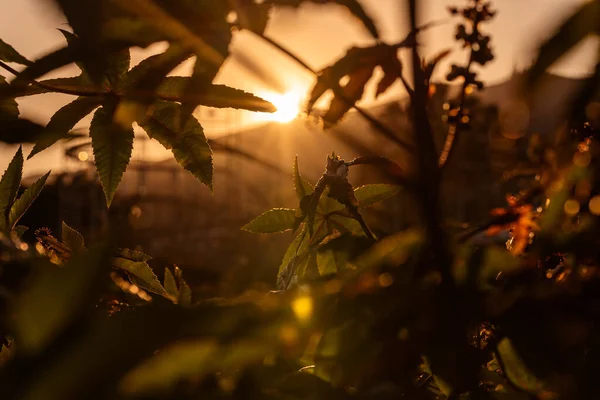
(261, 90), (303, 123)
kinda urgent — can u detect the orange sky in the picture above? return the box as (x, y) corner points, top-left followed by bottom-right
(0, 0), (598, 175)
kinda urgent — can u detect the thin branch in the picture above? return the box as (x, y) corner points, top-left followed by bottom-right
(0, 60), (105, 98)
(251, 32), (415, 153)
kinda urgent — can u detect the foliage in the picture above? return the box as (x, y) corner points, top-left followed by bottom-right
(0, 0), (600, 399)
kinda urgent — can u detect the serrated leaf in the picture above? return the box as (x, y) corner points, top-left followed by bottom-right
(12, 76), (101, 98)
(293, 155), (314, 201)
(105, 48), (131, 89)
(496, 337), (546, 394)
(8, 171), (50, 229)
(528, 1), (600, 85)
(354, 184), (402, 208)
(328, 214), (364, 235)
(163, 268), (179, 301)
(8, 45), (81, 90)
(0, 38), (31, 65)
(112, 257), (168, 297)
(140, 101), (213, 190)
(0, 147), (24, 230)
(178, 279), (192, 307)
(101, 18), (166, 48)
(155, 77), (275, 112)
(242, 208), (296, 234)
(61, 221), (85, 252)
(117, 248), (152, 262)
(29, 96), (101, 159)
(90, 106), (134, 206)
(277, 227), (310, 289)
(0, 76), (18, 122)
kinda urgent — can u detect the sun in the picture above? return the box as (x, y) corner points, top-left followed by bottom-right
(261, 91), (303, 123)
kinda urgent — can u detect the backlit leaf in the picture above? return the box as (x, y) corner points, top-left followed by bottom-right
(163, 268), (179, 301)
(90, 106), (134, 206)
(117, 248), (152, 262)
(29, 96), (101, 159)
(155, 77), (275, 112)
(354, 184), (402, 208)
(0, 147), (23, 231)
(61, 221), (85, 252)
(8, 171), (50, 229)
(112, 257), (168, 297)
(293, 155), (314, 201)
(242, 208), (296, 234)
(140, 101), (213, 190)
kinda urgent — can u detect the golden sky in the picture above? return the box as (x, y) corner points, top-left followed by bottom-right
(0, 0), (597, 175)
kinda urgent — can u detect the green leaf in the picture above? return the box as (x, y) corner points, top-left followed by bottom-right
(277, 227), (310, 289)
(0, 38), (31, 65)
(29, 96), (101, 159)
(140, 101), (213, 190)
(8, 171), (50, 229)
(316, 249), (344, 275)
(293, 155), (314, 201)
(354, 184), (402, 208)
(90, 106), (134, 206)
(163, 268), (179, 301)
(178, 279), (192, 307)
(112, 257), (168, 297)
(155, 77), (275, 112)
(117, 248), (152, 262)
(0, 147), (24, 231)
(496, 337), (546, 394)
(11, 244), (110, 354)
(242, 208), (296, 234)
(120, 339), (216, 394)
(61, 221), (85, 252)
(528, 1), (600, 85)
(352, 229), (423, 271)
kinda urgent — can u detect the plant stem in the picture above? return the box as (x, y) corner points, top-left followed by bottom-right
(0, 60), (105, 98)
(408, 0), (452, 282)
(252, 32), (415, 153)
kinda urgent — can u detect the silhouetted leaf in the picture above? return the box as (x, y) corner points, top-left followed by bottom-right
(0, 76), (18, 121)
(61, 221), (85, 252)
(140, 101), (213, 190)
(528, 1), (600, 85)
(155, 77), (275, 112)
(178, 279), (192, 307)
(11, 75), (102, 98)
(496, 337), (547, 394)
(8, 45), (81, 90)
(0, 38), (31, 65)
(0, 147), (23, 231)
(112, 257), (168, 297)
(243, 208), (296, 234)
(234, 1), (272, 34)
(29, 96), (101, 159)
(354, 184), (402, 208)
(90, 105), (134, 206)
(271, 0), (379, 39)
(8, 171), (50, 229)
